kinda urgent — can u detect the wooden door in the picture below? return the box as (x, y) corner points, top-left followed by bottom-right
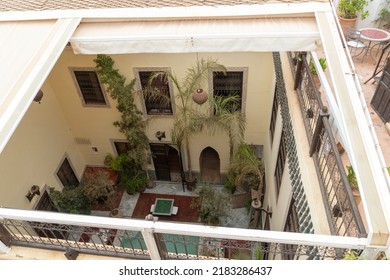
(371, 57), (390, 122)
(57, 157), (79, 187)
(150, 143), (171, 181)
(33, 191), (69, 240)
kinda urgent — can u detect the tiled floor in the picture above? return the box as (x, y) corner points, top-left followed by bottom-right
(347, 50), (390, 165)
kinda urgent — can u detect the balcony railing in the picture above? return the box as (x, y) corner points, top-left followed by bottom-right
(287, 52), (366, 238)
(0, 208), (372, 260)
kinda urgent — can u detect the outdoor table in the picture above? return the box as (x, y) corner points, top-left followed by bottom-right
(152, 198), (175, 216)
(359, 28), (390, 63)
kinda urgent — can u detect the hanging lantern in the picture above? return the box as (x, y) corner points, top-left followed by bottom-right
(192, 88), (208, 105)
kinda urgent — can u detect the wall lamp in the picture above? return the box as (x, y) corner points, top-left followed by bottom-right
(26, 185), (41, 202)
(251, 198), (272, 219)
(34, 89), (44, 104)
(155, 131), (166, 141)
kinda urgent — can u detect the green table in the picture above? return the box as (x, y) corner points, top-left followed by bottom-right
(152, 198), (174, 216)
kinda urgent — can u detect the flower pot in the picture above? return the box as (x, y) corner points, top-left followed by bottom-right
(186, 177), (197, 191)
(110, 208), (123, 218)
(338, 16), (357, 36)
(147, 180), (156, 189)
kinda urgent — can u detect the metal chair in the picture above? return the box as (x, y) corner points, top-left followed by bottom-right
(345, 28), (367, 58)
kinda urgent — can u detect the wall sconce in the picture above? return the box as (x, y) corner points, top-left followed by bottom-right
(155, 131), (166, 141)
(34, 89), (44, 104)
(26, 185), (41, 202)
(251, 198), (272, 218)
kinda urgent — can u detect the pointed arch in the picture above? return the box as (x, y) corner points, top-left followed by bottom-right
(199, 146), (220, 184)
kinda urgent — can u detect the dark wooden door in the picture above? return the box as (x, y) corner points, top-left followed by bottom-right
(150, 143), (171, 181)
(371, 57), (390, 122)
(32, 191), (68, 240)
(57, 157), (79, 187)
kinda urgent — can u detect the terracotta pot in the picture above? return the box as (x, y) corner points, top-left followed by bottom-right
(186, 177), (197, 191)
(110, 208), (123, 218)
(338, 16), (357, 36)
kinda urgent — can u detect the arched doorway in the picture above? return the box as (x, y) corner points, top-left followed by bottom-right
(200, 147), (220, 184)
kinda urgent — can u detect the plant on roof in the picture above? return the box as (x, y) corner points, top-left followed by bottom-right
(337, 0), (371, 20)
(310, 57), (327, 76)
(374, 0), (390, 30)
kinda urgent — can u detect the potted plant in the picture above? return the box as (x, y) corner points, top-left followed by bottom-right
(147, 58), (226, 190)
(309, 57), (327, 89)
(374, 0), (390, 31)
(226, 144), (265, 194)
(124, 172), (148, 195)
(49, 186), (91, 214)
(190, 185), (232, 226)
(337, 0), (370, 33)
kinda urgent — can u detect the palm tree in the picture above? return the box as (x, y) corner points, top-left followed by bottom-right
(228, 144), (265, 194)
(206, 94), (246, 162)
(147, 58), (226, 186)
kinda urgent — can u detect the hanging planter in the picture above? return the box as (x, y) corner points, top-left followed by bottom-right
(192, 88), (208, 105)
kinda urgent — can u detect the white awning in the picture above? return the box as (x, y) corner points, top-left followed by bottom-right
(0, 18), (81, 154)
(70, 17), (321, 54)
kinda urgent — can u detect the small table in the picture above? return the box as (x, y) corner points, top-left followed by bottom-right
(359, 28), (390, 63)
(152, 198), (174, 216)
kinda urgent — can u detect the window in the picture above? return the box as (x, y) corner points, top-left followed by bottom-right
(139, 71), (172, 115)
(283, 199), (300, 260)
(72, 70), (107, 106)
(114, 141), (131, 155)
(274, 131), (287, 197)
(213, 71), (243, 111)
(269, 86), (278, 143)
(57, 157), (79, 187)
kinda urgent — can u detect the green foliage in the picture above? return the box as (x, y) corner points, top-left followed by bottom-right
(148, 58), (226, 181)
(347, 165), (390, 189)
(374, 0), (390, 30)
(124, 173), (148, 194)
(81, 170), (116, 209)
(343, 250), (360, 260)
(191, 185), (232, 226)
(94, 55), (149, 171)
(346, 165), (358, 189)
(310, 58), (327, 75)
(49, 186), (90, 214)
(337, 0), (370, 20)
(227, 144), (264, 194)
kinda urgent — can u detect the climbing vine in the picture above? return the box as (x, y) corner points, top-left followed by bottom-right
(94, 54), (149, 171)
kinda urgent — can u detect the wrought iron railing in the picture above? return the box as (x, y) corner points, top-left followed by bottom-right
(0, 208), (368, 260)
(287, 52), (367, 237)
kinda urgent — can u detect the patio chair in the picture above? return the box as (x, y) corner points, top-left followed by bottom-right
(345, 28), (367, 58)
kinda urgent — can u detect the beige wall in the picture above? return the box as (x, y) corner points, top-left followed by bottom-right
(262, 53), (330, 234)
(49, 50), (275, 174)
(0, 82), (85, 209)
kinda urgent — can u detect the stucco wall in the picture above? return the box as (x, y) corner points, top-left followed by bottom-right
(48, 50), (274, 174)
(0, 82), (85, 209)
